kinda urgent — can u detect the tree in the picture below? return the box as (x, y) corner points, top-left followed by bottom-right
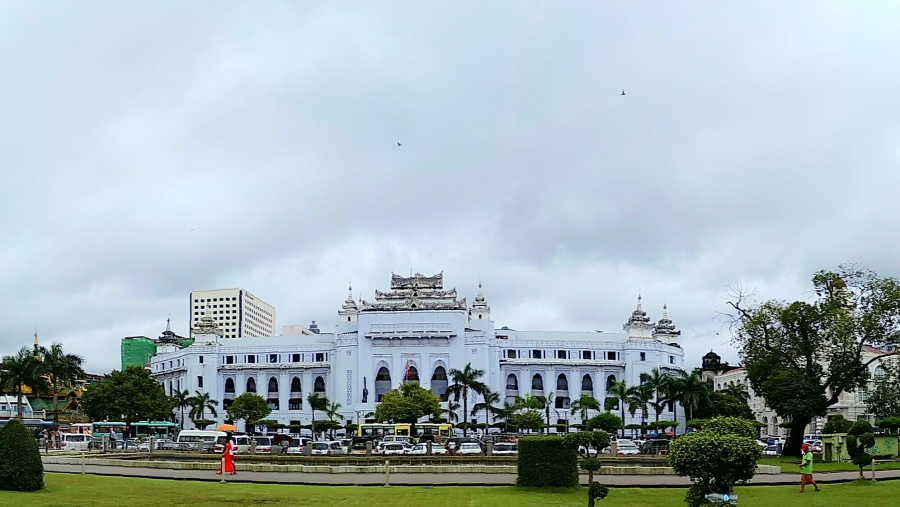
(676, 371), (708, 424)
(564, 431), (612, 507)
(586, 412), (623, 434)
(626, 383), (653, 433)
(473, 390), (500, 430)
(513, 409), (544, 433)
(606, 380), (629, 437)
(646, 368), (670, 423)
(693, 391), (754, 420)
(728, 265), (900, 456)
(188, 390), (219, 422)
(374, 383), (442, 434)
(867, 358), (900, 419)
(669, 417), (763, 507)
(0, 347), (50, 420)
(80, 366), (172, 434)
(39, 343), (85, 423)
(845, 420), (876, 478)
(170, 390), (192, 429)
(225, 393), (271, 434)
(446, 363), (487, 436)
(443, 400), (460, 423)
(494, 401), (518, 432)
(307, 393), (328, 438)
(0, 418), (43, 492)
(822, 414), (853, 434)
(325, 401), (343, 439)
(721, 383), (750, 403)
(571, 393), (601, 422)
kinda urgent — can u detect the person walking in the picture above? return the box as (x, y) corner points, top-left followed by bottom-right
(217, 434), (236, 475)
(799, 443), (820, 492)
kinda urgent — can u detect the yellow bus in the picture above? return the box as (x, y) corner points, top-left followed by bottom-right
(357, 423), (452, 439)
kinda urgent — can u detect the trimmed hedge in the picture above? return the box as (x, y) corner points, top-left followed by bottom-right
(516, 435), (578, 487)
(0, 418), (44, 491)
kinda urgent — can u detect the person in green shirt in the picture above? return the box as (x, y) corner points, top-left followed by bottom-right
(799, 443), (821, 492)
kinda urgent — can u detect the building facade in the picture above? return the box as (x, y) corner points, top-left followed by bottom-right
(154, 273), (686, 430)
(190, 288), (276, 338)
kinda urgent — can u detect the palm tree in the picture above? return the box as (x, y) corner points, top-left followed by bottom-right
(171, 389), (192, 429)
(570, 393), (601, 423)
(495, 401), (518, 432)
(39, 343), (85, 423)
(447, 363), (487, 437)
(0, 347), (50, 419)
(606, 380), (630, 437)
(325, 401), (343, 440)
(443, 401), (460, 423)
(678, 370), (708, 423)
(307, 393), (328, 438)
(473, 390), (501, 432)
(722, 383), (751, 403)
(627, 383), (653, 434)
(189, 390), (219, 421)
(665, 373), (686, 434)
(646, 368), (670, 423)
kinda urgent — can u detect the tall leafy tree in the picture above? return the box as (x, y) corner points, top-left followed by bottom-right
(80, 366), (172, 434)
(374, 383), (442, 435)
(170, 389), (192, 429)
(39, 343), (85, 422)
(446, 363), (487, 436)
(676, 370), (708, 423)
(0, 347), (50, 419)
(627, 383), (653, 432)
(721, 383), (750, 403)
(867, 358), (900, 419)
(646, 368), (670, 423)
(225, 393), (271, 433)
(728, 265), (900, 456)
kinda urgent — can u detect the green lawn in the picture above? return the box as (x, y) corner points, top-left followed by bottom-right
(2, 474), (898, 507)
(759, 457), (900, 473)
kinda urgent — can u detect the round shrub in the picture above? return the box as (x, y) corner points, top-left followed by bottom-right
(516, 435), (578, 487)
(0, 419), (44, 491)
(700, 416), (759, 440)
(588, 482), (609, 501)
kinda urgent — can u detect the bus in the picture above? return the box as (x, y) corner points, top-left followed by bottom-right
(91, 421), (127, 438)
(131, 421), (178, 439)
(70, 423), (92, 435)
(357, 423), (452, 439)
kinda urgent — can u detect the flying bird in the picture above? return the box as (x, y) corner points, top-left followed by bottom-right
(621, 90), (626, 96)
(397, 142), (402, 147)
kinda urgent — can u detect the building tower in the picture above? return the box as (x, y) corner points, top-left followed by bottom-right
(652, 304), (682, 345)
(470, 282), (491, 321)
(338, 284), (360, 323)
(623, 295), (654, 340)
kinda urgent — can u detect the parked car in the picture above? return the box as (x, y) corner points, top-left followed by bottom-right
(764, 445), (779, 457)
(381, 443), (408, 455)
(456, 442), (483, 455)
(641, 439), (670, 456)
(408, 443), (448, 455)
(491, 443), (517, 456)
(615, 439), (640, 456)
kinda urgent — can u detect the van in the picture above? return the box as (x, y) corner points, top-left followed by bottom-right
(60, 433), (91, 451)
(176, 430), (226, 452)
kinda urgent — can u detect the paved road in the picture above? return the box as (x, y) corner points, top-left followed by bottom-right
(42, 463), (900, 487)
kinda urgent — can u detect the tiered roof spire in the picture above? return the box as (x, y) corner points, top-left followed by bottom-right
(340, 284), (360, 313)
(625, 294), (652, 326)
(472, 281), (489, 311)
(653, 303), (681, 337)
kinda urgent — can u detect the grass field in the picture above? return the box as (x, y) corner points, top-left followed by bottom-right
(3, 474), (899, 507)
(759, 457), (900, 473)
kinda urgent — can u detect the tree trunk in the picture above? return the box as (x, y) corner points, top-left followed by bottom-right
(783, 417), (812, 457)
(587, 470), (595, 507)
(16, 392), (24, 420)
(673, 403), (679, 436)
(620, 404), (626, 438)
(462, 390), (469, 437)
(53, 390), (59, 423)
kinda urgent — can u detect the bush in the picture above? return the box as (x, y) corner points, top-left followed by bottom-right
(822, 414), (853, 434)
(586, 412), (622, 433)
(669, 422), (762, 507)
(876, 416), (900, 432)
(701, 416), (759, 440)
(516, 436), (578, 487)
(0, 418), (44, 491)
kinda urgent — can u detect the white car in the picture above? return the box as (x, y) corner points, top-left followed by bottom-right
(408, 443), (448, 455)
(456, 442), (483, 455)
(615, 439), (640, 456)
(491, 443), (518, 456)
(381, 443), (408, 455)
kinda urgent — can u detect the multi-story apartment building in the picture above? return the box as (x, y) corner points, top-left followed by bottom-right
(189, 288), (275, 339)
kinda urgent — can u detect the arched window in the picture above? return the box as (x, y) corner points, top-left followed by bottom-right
(246, 377), (257, 393)
(430, 366), (448, 400)
(288, 377), (302, 410)
(290, 377), (302, 393)
(581, 374), (593, 393)
(606, 375), (616, 391)
(506, 374), (518, 391)
(875, 366), (886, 380)
(375, 366), (392, 402)
(314, 376), (326, 393)
(405, 366), (420, 382)
(556, 374), (569, 391)
(268, 377), (279, 394)
(225, 378), (235, 393)
(532, 374), (544, 391)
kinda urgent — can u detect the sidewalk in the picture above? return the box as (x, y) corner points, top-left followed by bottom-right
(42, 463), (900, 487)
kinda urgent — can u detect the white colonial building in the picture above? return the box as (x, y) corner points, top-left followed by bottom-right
(151, 272), (686, 430)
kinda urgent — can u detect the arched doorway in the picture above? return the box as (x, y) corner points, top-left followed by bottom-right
(431, 366), (448, 401)
(375, 366), (391, 402)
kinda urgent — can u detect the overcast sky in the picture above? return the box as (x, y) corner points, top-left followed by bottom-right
(3, 1), (900, 374)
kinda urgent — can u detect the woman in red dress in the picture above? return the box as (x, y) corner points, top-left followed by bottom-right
(217, 434), (236, 475)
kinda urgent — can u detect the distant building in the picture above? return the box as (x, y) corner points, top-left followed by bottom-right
(190, 288), (276, 338)
(281, 321), (321, 336)
(700, 350), (741, 384)
(120, 319), (193, 370)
